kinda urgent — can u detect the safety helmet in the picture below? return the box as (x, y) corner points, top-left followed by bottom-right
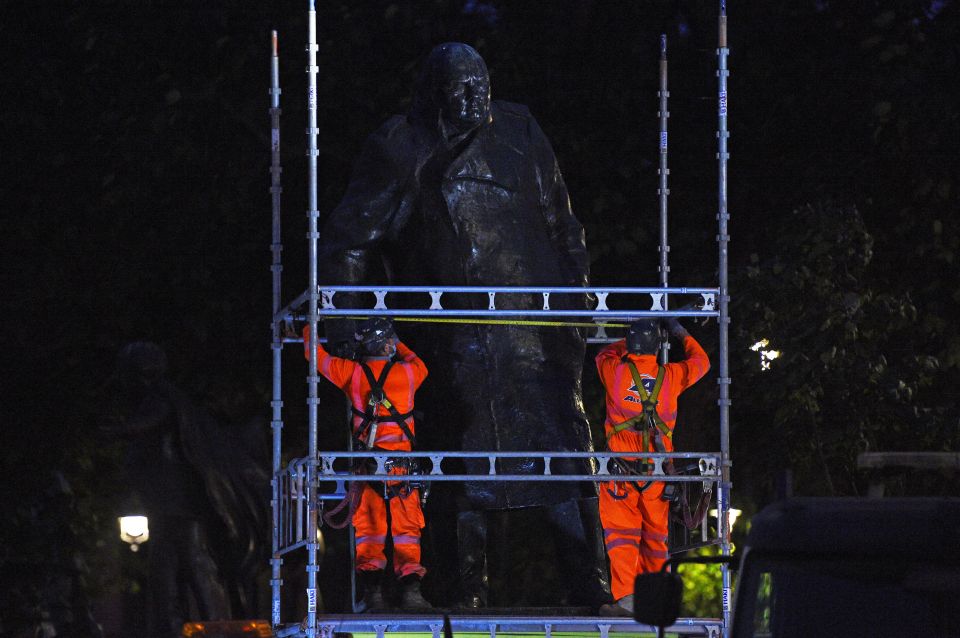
(626, 319), (661, 355)
(355, 317), (397, 355)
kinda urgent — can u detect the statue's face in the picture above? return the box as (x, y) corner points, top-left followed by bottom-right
(434, 46), (490, 134)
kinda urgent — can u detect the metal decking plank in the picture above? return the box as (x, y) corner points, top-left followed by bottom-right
(289, 614), (722, 636)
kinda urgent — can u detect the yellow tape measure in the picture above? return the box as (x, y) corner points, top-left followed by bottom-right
(333, 315), (631, 329)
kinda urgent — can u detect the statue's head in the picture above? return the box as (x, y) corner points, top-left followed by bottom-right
(117, 341), (168, 387)
(626, 319), (662, 356)
(413, 42), (491, 136)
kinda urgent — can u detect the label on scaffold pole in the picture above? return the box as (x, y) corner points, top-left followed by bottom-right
(723, 586), (731, 612)
(307, 588), (318, 613)
(272, 599), (281, 626)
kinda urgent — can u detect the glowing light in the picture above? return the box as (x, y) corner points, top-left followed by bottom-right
(118, 516), (149, 551)
(750, 339), (781, 371)
(182, 620), (273, 637)
(710, 507), (743, 532)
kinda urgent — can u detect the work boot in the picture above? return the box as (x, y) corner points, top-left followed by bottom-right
(357, 569), (385, 612)
(399, 574), (433, 611)
(599, 594), (634, 617)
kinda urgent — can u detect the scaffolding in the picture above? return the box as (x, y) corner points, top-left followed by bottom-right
(268, 2), (732, 636)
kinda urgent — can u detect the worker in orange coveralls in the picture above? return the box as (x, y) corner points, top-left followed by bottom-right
(596, 317), (710, 617)
(304, 317), (431, 611)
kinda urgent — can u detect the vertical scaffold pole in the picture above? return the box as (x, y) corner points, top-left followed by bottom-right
(716, 1), (733, 636)
(268, 29), (284, 631)
(657, 34), (670, 366)
(305, 2), (321, 636)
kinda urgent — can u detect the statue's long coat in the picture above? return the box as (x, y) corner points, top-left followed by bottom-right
(321, 101), (596, 510)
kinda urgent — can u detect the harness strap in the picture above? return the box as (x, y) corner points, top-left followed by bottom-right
(356, 360), (417, 447)
(681, 484), (714, 530)
(350, 407), (414, 423)
(607, 363), (670, 443)
(606, 414), (645, 439)
(322, 480), (365, 529)
(607, 362), (670, 494)
(626, 362), (671, 439)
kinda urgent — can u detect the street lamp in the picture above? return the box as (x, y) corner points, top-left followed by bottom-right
(709, 507), (742, 532)
(118, 515), (149, 551)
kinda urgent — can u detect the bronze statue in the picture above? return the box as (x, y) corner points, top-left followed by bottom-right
(319, 43), (610, 609)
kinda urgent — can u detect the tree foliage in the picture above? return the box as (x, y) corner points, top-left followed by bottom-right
(731, 202), (955, 501)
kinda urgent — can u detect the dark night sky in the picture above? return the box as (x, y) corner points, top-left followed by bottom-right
(1, 0), (959, 627)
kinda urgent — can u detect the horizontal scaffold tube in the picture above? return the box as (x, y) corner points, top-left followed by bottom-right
(273, 285), (718, 325)
(283, 451), (721, 482)
(312, 309), (715, 317)
(307, 474), (717, 482)
(317, 285), (717, 294)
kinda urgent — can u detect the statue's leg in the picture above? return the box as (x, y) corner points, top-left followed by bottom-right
(546, 497), (614, 610)
(457, 510), (489, 608)
(182, 519), (230, 621)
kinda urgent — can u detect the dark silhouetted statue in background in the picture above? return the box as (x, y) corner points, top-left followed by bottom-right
(111, 342), (269, 636)
(320, 43), (611, 609)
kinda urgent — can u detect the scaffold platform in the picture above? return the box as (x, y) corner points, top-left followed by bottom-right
(273, 614), (723, 638)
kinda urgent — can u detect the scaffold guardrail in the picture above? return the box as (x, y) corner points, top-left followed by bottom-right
(276, 285), (718, 323)
(275, 451), (721, 557)
(276, 285), (719, 343)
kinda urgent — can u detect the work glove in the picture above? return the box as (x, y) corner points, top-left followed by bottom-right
(324, 317), (359, 359)
(665, 317), (689, 339)
(302, 320), (359, 359)
(282, 317), (301, 340)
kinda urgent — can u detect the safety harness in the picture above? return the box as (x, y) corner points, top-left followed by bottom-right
(606, 360), (672, 496)
(322, 359), (420, 528)
(352, 360), (416, 449)
(606, 361), (671, 450)
(605, 358), (713, 526)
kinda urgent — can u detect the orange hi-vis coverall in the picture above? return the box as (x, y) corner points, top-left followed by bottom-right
(596, 335), (710, 600)
(304, 329), (429, 577)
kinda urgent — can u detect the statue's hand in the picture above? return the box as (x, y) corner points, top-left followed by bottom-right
(584, 291), (598, 311)
(665, 317), (689, 339)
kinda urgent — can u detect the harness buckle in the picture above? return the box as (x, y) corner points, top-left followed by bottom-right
(368, 388), (386, 406)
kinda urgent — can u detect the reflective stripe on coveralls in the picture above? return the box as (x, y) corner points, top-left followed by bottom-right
(353, 480), (426, 577)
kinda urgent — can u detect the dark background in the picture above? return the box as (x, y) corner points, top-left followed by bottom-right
(2, 0), (959, 633)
